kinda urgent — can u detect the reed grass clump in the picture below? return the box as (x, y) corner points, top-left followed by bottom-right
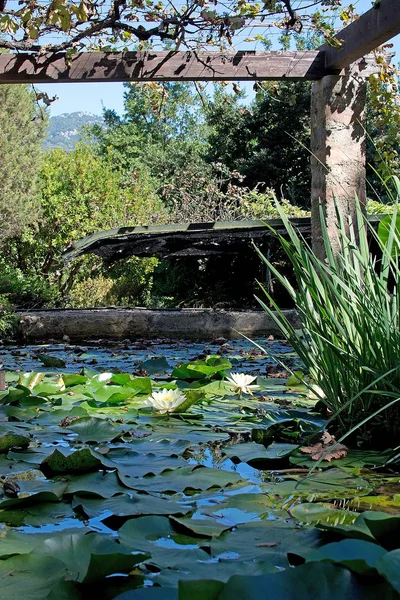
(257, 178), (400, 448)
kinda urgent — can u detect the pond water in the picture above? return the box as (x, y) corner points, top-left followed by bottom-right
(0, 336), (296, 373)
(0, 337), (399, 598)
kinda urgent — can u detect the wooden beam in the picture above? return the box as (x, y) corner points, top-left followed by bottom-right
(0, 50), (326, 84)
(322, 0), (400, 71)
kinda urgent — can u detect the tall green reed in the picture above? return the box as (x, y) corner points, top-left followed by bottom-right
(256, 177), (400, 447)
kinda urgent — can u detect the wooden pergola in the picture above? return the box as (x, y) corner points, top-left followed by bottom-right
(1, 0), (400, 256)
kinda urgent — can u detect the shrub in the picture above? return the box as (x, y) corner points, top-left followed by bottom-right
(0, 264), (58, 308)
(0, 295), (17, 339)
(68, 275), (115, 308)
(257, 180), (400, 448)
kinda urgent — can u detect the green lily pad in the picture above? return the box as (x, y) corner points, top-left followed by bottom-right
(62, 374), (88, 387)
(223, 442), (298, 464)
(0, 554), (69, 600)
(169, 515), (233, 538)
(139, 357), (171, 375)
(178, 561), (389, 600)
(122, 465), (243, 493)
(67, 416), (118, 442)
(306, 539), (387, 574)
(37, 354), (66, 368)
(118, 515), (210, 568)
(209, 520), (321, 566)
(267, 468), (372, 500)
(40, 448), (104, 474)
(0, 479), (68, 509)
(289, 503), (359, 525)
(73, 492), (190, 521)
(377, 549), (400, 593)
(0, 431), (30, 453)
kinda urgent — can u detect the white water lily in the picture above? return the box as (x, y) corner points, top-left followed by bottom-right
(307, 385), (326, 401)
(226, 372), (259, 396)
(146, 388), (186, 414)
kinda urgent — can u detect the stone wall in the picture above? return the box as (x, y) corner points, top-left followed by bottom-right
(17, 308), (300, 342)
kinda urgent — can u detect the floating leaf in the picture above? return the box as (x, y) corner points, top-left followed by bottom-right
(40, 448), (103, 474)
(169, 516), (233, 538)
(138, 357), (171, 375)
(73, 492), (189, 521)
(377, 549), (400, 593)
(289, 503), (358, 526)
(67, 416), (118, 442)
(306, 539), (387, 574)
(37, 354), (66, 368)
(300, 432), (348, 462)
(122, 465), (243, 493)
(62, 374), (87, 387)
(223, 442), (297, 464)
(0, 431), (30, 453)
(0, 554), (69, 600)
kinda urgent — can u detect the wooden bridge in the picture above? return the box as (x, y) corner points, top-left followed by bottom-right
(62, 215), (383, 262)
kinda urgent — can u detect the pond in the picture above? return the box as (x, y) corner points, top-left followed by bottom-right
(0, 337), (399, 599)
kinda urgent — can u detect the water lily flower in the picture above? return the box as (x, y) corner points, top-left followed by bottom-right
(307, 385), (326, 401)
(226, 372), (259, 396)
(146, 388), (186, 414)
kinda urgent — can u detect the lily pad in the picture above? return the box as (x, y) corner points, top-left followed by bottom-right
(40, 448), (104, 474)
(377, 549), (400, 593)
(0, 554), (69, 600)
(123, 465), (243, 493)
(0, 431), (30, 453)
(73, 492), (190, 521)
(223, 442), (298, 465)
(169, 515), (233, 538)
(306, 539), (387, 574)
(67, 416), (118, 442)
(289, 502), (358, 526)
(118, 515), (210, 568)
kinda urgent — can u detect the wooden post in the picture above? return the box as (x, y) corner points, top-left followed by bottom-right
(310, 72), (367, 258)
(0, 370), (6, 391)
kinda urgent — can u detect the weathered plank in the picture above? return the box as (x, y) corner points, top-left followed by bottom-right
(322, 0), (400, 71)
(0, 50), (327, 84)
(63, 218), (312, 261)
(63, 215), (383, 262)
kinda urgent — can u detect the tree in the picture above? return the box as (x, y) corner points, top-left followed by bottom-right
(91, 81), (211, 210)
(0, 84), (46, 244)
(0, 1), (354, 55)
(206, 82), (312, 207)
(2, 143), (167, 302)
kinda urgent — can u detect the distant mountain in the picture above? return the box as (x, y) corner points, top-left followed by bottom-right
(43, 111), (104, 151)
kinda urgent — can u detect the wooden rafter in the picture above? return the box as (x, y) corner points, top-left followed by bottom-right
(0, 50), (328, 84)
(322, 0), (400, 71)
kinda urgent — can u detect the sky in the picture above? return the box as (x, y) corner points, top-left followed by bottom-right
(39, 0), (400, 118)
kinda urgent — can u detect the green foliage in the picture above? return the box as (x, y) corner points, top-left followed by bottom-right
(256, 180), (400, 448)
(4, 144), (165, 306)
(67, 275), (115, 308)
(68, 257), (158, 307)
(0, 84), (46, 244)
(0, 294), (17, 338)
(366, 63), (400, 200)
(0, 0), (355, 56)
(0, 263), (58, 308)
(367, 199), (395, 214)
(92, 82), (209, 210)
(206, 82), (312, 207)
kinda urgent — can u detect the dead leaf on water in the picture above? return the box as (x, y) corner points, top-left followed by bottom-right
(300, 432), (348, 462)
